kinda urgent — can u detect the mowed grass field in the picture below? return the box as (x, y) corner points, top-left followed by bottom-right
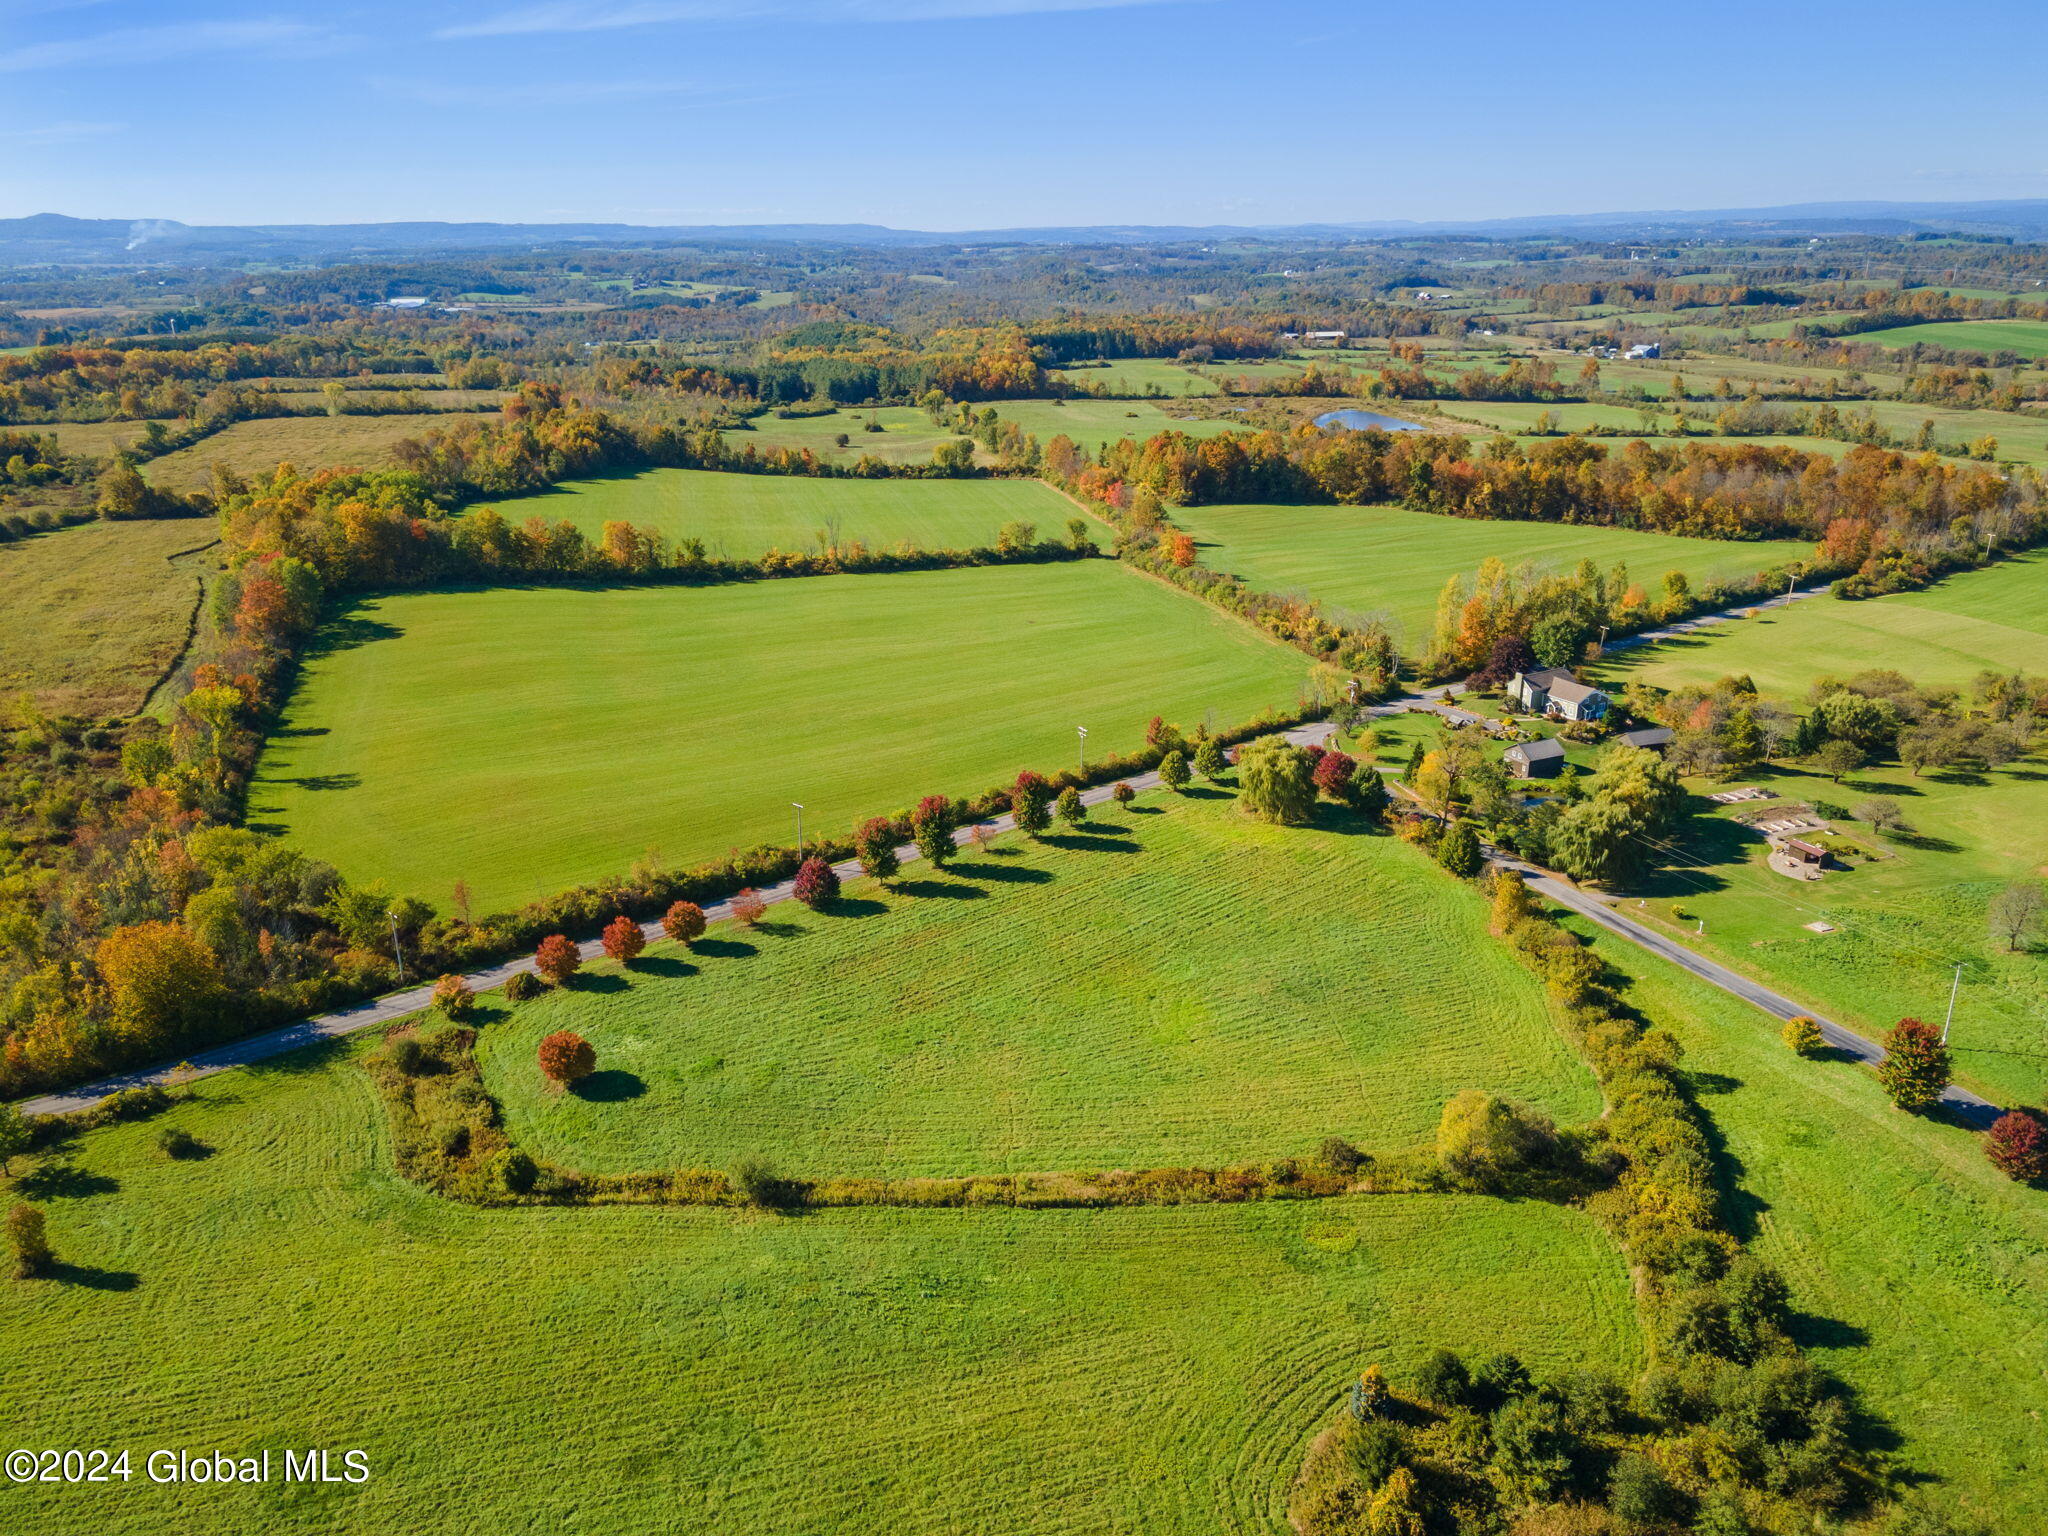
(1572, 920), (2048, 1527)
(141, 413), (467, 493)
(1593, 552), (2048, 696)
(1848, 318), (2048, 357)
(0, 516), (216, 716)
(480, 467), (1075, 555)
(994, 398), (1243, 452)
(250, 561), (1313, 912)
(1167, 502), (1812, 652)
(729, 405), (971, 466)
(1051, 359), (1219, 396)
(480, 789), (1599, 1177)
(1, 1049), (1639, 1536)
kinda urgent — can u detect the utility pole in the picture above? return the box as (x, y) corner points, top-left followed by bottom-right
(1941, 961), (1963, 1045)
(1076, 726), (1088, 772)
(792, 802), (804, 860)
(388, 912), (406, 984)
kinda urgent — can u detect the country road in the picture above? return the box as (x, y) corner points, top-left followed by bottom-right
(25, 580), (1936, 1124)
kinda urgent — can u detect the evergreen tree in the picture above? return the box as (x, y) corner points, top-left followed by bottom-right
(1192, 736), (1227, 780)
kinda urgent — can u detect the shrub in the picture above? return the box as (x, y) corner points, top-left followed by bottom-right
(1782, 1015), (1825, 1057)
(1348, 1364), (1391, 1420)
(1470, 1351), (1531, 1408)
(1055, 786), (1084, 826)
(1011, 770), (1053, 835)
(1412, 1348), (1471, 1410)
(854, 817), (901, 879)
(1349, 1419), (1405, 1486)
(1351, 764), (1389, 816)
(1609, 1453), (1687, 1529)
(538, 1030), (595, 1085)
(433, 973), (476, 1019)
(502, 970), (542, 1003)
(1312, 747), (1356, 801)
(1236, 737), (1315, 824)
(1438, 1090), (1557, 1186)
(600, 914), (646, 963)
(1317, 1135), (1365, 1175)
(733, 1158), (795, 1208)
(1437, 820), (1482, 878)
(1875, 1017), (1950, 1111)
(1985, 1109), (2048, 1182)
(729, 887), (768, 926)
(1158, 749), (1190, 792)
(156, 1126), (204, 1160)
(1111, 780), (1135, 806)
(910, 794), (954, 867)
(1192, 736), (1227, 781)
(793, 856), (839, 909)
(534, 933), (581, 987)
(7, 1203), (52, 1278)
(493, 1149), (538, 1195)
(661, 900), (707, 945)
(388, 1036), (430, 1076)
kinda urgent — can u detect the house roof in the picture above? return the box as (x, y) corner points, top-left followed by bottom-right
(1542, 675), (1606, 706)
(1616, 726), (1674, 748)
(1507, 738), (1567, 761)
(1785, 838), (1828, 859)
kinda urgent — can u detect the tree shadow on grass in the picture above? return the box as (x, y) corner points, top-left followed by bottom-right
(17, 1163), (119, 1200)
(828, 897), (888, 919)
(690, 937), (757, 960)
(1039, 832), (1140, 855)
(1785, 1310), (1870, 1351)
(572, 973), (630, 994)
(632, 956), (697, 979)
(268, 772), (361, 793)
(1886, 829), (1962, 853)
(46, 1262), (140, 1292)
(750, 919), (806, 939)
(304, 610), (402, 658)
(1684, 1070), (1742, 1096)
(947, 860), (1051, 885)
(240, 1034), (355, 1083)
(571, 1070), (645, 1102)
(1181, 785), (1231, 801)
(1124, 804), (1164, 815)
(890, 878), (987, 900)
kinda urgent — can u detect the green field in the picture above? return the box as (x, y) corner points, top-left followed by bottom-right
(1, 1043), (1638, 1535)
(1168, 502), (1812, 652)
(0, 516), (216, 717)
(479, 788), (1599, 1178)
(1848, 318), (2048, 358)
(1593, 553), (2048, 696)
(1575, 919), (2048, 1528)
(142, 413), (465, 493)
(1051, 359), (1219, 396)
(478, 468), (1074, 556)
(250, 561), (1312, 912)
(993, 398), (1244, 452)
(728, 405), (973, 466)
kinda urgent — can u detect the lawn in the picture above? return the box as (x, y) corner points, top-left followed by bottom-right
(0, 516), (217, 717)
(479, 788), (1600, 1177)
(249, 560), (1313, 913)
(0, 1045), (1638, 1535)
(1569, 917), (2048, 1528)
(475, 467), (1075, 556)
(1167, 501), (1812, 653)
(1592, 553), (2048, 696)
(141, 413), (464, 492)
(1848, 318), (2048, 358)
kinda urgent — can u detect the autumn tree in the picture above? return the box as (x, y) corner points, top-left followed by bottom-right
(729, 888), (767, 926)
(7, 1203), (52, 1279)
(1055, 786), (1085, 827)
(95, 921), (227, 1050)
(1111, 781), (1135, 807)
(601, 914), (646, 963)
(1782, 1016), (1825, 1057)
(1312, 747), (1357, 802)
(0, 1102), (28, 1175)
(1985, 1110), (2048, 1182)
(1158, 749), (1191, 793)
(537, 1030), (595, 1086)
(1192, 736), (1227, 781)
(910, 795), (955, 867)
(1237, 737), (1316, 824)
(1012, 771), (1054, 835)
(661, 901), (706, 946)
(854, 818), (901, 881)
(1989, 881), (2044, 952)
(793, 856), (839, 909)
(534, 934), (581, 987)
(1875, 1018), (1950, 1111)
(432, 974), (476, 1019)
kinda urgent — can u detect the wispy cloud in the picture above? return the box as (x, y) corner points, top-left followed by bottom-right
(0, 119), (123, 143)
(372, 73), (741, 107)
(0, 18), (347, 73)
(437, 0), (1185, 40)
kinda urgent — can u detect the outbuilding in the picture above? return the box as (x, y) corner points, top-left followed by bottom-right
(1614, 726), (1674, 752)
(1504, 738), (1567, 779)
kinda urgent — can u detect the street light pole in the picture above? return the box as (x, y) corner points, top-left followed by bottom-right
(1941, 961), (1963, 1045)
(792, 802), (804, 860)
(1077, 726), (1088, 772)
(388, 912), (406, 984)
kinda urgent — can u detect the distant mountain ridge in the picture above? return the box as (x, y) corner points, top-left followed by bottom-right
(8, 199), (2048, 263)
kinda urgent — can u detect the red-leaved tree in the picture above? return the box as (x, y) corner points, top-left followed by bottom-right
(534, 934), (581, 987)
(1314, 748), (1358, 801)
(661, 901), (706, 946)
(729, 888), (767, 926)
(910, 794), (955, 867)
(793, 856), (839, 909)
(601, 914), (645, 964)
(538, 1029), (595, 1085)
(1986, 1109), (2048, 1182)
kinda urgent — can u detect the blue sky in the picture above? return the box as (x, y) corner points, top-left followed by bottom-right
(1, 0), (2043, 229)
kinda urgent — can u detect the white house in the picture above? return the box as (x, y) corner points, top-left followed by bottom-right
(1507, 668), (1610, 722)
(1625, 341), (1662, 360)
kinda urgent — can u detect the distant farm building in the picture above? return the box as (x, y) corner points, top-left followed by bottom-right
(1625, 342), (1662, 359)
(1504, 738), (1567, 779)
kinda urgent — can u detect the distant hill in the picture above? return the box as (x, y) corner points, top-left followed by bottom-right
(9, 199), (2048, 263)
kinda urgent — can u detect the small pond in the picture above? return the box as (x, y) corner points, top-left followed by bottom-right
(1312, 408), (1426, 432)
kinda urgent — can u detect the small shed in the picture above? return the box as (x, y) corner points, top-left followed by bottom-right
(1615, 726), (1674, 752)
(1505, 738), (1567, 779)
(1783, 838), (1828, 867)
